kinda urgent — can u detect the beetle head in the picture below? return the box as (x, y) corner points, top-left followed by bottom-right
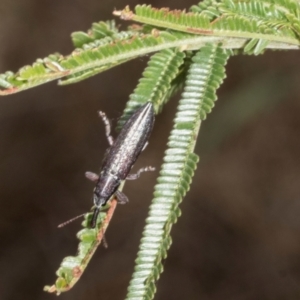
(90, 192), (108, 228)
(93, 192), (107, 207)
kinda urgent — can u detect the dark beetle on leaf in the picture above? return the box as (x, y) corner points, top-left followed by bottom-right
(85, 102), (155, 228)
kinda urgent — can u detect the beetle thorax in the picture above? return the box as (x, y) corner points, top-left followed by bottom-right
(93, 172), (120, 207)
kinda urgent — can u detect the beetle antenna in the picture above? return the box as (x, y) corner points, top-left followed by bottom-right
(58, 213), (86, 228)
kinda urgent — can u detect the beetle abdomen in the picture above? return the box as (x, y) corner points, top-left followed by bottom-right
(102, 102), (155, 179)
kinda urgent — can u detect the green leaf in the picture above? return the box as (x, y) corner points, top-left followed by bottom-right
(114, 4), (299, 44)
(71, 20), (119, 48)
(2, 2), (300, 95)
(125, 43), (230, 300)
(117, 49), (185, 129)
(1, 30), (229, 95)
(44, 201), (116, 295)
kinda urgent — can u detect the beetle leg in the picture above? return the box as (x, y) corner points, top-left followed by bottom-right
(102, 232), (108, 248)
(115, 190), (129, 204)
(126, 166), (155, 180)
(98, 111), (114, 146)
(141, 141), (148, 151)
(85, 171), (99, 182)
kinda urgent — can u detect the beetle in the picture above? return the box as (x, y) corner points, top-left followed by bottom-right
(85, 102), (155, 228)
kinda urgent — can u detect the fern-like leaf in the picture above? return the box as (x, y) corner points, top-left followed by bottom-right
(219, 0), (300, 36)
(2, 2), (300, 95)
(1, 30), (230, 95)
(190, 0), (222, 16)
(117, 49), (185, 129)
(71, 20), (119, 48)
(126, 43), (230, 300)
(114, 5), (300, 45)
(44, 200), (117, 294)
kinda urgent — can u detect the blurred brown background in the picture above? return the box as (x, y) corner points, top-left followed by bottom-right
(1, 0), (300, 299)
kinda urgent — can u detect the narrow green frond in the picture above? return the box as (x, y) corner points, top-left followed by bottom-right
(218, 0), (300, 37)
(243, 38), (270, 55)
(115, 5), (213, 33)
(71, 31), (136, 52)
(117, 49), (185, 129)
(0, 54), (70, 95)
(71, 20), (119, 48)
(183, 45), (230, 121)
(114, 5), (300, 45)
(192, 0), (300, 37)
(58, 59), (130, 85)
(261, 0), (300, 17)
(44, 200), (118, 295)
(126, 44), (230, 300)
(1, 30), (236, 95)
(190, 0), (222, 16)
(156, 53), (194, 109)
(0, 31), (188, 95)
(191, 0), (300, 18)
(2, 2), (300, 95)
